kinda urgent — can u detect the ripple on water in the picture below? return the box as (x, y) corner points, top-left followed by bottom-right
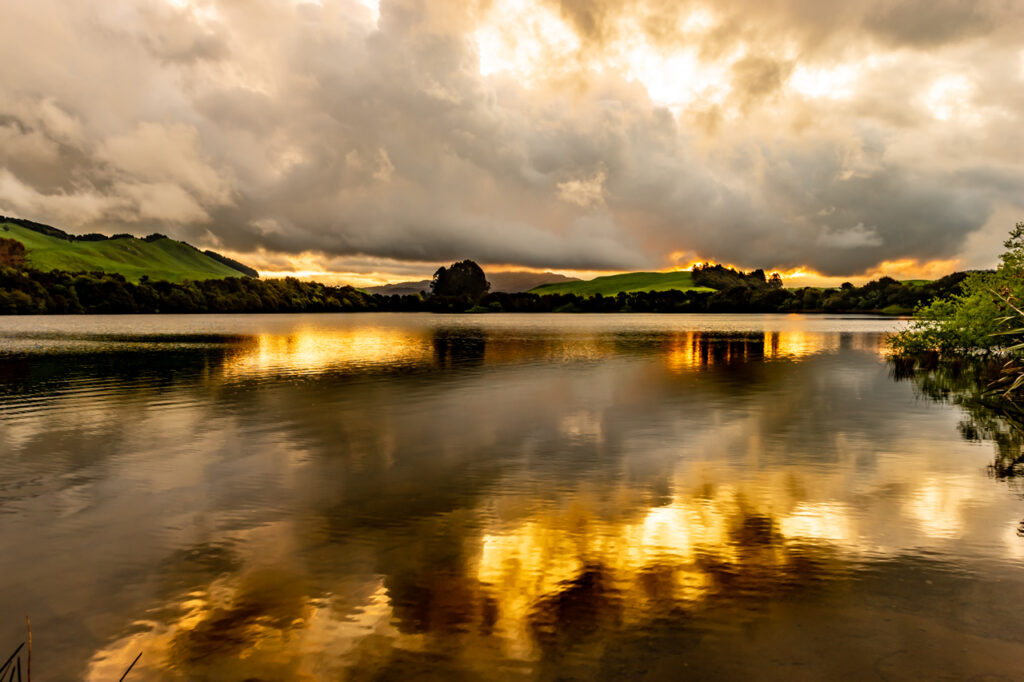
(0, 314), (1022, 681)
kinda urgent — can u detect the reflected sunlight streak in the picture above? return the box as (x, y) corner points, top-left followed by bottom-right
(223, 326), (433, 376)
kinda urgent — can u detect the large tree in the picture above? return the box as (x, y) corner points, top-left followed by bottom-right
(430, 260), (490, 301)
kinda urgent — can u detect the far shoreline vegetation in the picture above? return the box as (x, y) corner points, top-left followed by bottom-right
(0, 215), (973, 316)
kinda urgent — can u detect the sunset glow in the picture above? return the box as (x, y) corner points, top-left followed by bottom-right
(2, 0), (1018, 283)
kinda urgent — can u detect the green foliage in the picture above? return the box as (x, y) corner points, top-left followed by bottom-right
(0, 267), (382, 314)
(889, 222), (1024, 354)
(0, 222), (254, 283)
(530, 266), (961, 315)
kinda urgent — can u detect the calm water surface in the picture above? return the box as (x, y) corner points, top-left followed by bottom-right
(1, 313), (1023, 680)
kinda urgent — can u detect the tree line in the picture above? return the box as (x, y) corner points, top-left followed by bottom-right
(0, 267), (394, 314)
(0, 260), (969, 315)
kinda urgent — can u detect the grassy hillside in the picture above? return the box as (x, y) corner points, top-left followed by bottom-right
(529, 271), (716, 296)
(0, 221), (250, 283)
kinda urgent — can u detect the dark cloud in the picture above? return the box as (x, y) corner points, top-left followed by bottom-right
(546, 0), (1020, 54)
(729, 55), (794, 110)
(0, 0), (1021, 277)
(862, 0), (999, 48)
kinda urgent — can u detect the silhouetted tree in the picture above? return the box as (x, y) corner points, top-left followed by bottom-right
(692, 263), (770, 291)
(430, 260), (490, 301)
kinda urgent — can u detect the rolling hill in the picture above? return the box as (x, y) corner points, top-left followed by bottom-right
(528, 271), (716, 297)
(0, 219), (255, 283)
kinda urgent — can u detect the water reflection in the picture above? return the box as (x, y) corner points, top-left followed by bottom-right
(0, 314), (1022, 680)
(224, 327), (433, 377)
(216, 326), (883, 378)
(894, 357), (1024, 491)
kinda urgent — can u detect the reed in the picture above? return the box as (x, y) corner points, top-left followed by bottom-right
(3, 631), (141, 681)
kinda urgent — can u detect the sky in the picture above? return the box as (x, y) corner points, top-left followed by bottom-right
(0, 0), (1022, 286)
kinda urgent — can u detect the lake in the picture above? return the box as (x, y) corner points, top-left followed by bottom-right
(1, 313), (1022, 680)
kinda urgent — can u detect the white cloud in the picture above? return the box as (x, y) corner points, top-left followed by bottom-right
(557, 167), (607, 208)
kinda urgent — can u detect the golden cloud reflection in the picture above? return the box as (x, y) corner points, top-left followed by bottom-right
(87, 575), (395, 681)
(905, 475), (976, 540)
(219, 325), (647, 378)
(475, 496), (735, 659)
(89, 490), (802, 677)
(779, 502), (855, 544)
(222, 326), (434, 377)
(664, 329), (887, 371)
(86, 521), (403, 681)
(85, 466), (1002, 678)
(216, 323), (891, 381)
(470, 468), (996, 663)
(473, 484), (844, 660)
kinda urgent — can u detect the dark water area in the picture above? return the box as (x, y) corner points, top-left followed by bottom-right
(0, 313), (1023, 681)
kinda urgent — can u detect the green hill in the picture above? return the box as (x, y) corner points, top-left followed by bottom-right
(529, 271), (716, 296)
(0, 219), (254, 283)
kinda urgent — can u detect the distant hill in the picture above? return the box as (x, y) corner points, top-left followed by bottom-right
(365, 279), (433, 296)
(489, 271), (579, 292)
(0, 216), (256, 283)
(367, 271), (579, 296)
(529, 271), (716, 297)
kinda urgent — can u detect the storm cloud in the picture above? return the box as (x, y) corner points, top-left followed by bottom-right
(0, 0), (1022, 277)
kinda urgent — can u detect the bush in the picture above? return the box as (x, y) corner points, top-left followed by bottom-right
(889, 222), (1024, 355)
